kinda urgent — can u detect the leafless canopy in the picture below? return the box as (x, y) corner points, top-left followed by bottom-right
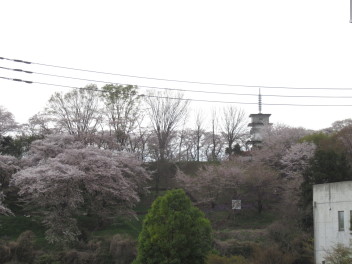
(221, 105), (247, 156)
(47, 86), (102, 141)
(144, 91), (189, 161)
(0, 106), (18, 136)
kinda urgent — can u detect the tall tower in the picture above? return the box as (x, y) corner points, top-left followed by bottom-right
(247, 89), (272, 146)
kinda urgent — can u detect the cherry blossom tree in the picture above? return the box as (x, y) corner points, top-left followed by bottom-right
(176, 161), (243, 208)
(0, 193), (13, 215)
(280, 142), (316, 178)
(252, 124), (310, 167)
(239, 161), (280, 214)
(11, 134), (150, 244)
(0, 154), (20, 216)
(177, 158), (280, 215)
(276, 142), (317, 222)
(0, 155), (20, 187)
(20, 134), (84, 167)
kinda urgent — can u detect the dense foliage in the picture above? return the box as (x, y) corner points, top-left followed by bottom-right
(11, 135), (150, 245)
(134, 189), (212, 264)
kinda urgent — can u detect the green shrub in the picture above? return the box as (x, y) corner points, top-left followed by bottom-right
(134, 189), (212, 264)
(324, 244), (352, 264)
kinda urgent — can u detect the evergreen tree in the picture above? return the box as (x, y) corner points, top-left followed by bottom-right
(134, 189), (212, 264)
(300, 150), (352, 229)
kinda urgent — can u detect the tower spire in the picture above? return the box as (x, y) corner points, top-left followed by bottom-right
(258, 88), (262, 114)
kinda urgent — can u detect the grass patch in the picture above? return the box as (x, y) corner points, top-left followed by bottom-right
(0, 215), (57, 250)
(90, 216), (144, 239)
(0, 215), (44, 240)
(206, 210), (278, 230)
(214, 229), (269, 243)
(230, 211), (277, 229)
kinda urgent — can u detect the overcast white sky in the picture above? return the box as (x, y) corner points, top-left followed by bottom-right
(1, 0), (352, 131)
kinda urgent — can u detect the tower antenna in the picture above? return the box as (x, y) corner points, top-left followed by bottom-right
(259, 88), (262, 113)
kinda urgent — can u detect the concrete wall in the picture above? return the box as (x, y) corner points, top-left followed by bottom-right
(313, 181), (352, 264)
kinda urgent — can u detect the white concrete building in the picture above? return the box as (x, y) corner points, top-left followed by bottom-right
(313, 181), (352, 264)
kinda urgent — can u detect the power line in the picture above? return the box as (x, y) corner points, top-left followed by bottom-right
(1, 65), (352, 99)
(1, 75), (352, 107)
(2, 55), (352, 91)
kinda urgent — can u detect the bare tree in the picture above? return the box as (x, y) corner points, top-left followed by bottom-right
(336, 126), (352, 158)
(0, 106), (18, 136)
(221, 106), (248, 156)
(128, 119), (151, 161)
(176, 128), (205, 161)
(204, 109), (224, 161)
(144, 91), (189, 161)
(46, 86), (102, 142)
(100, 84), (142, 151)
(25, 112), (54, 136)
(330, 118), (352, 132)
(195, 111), (205, 162)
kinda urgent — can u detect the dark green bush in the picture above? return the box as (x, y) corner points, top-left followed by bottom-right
(134, 189), (212, 264)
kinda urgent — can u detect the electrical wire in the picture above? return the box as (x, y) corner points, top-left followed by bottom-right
(2, 55), (352, 91)
(1, 75), (352, 107)
(1, 65), (352, 99)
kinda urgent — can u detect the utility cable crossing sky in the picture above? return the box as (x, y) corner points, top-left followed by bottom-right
(2, 56), (352, 91)
(1, 1), (351, 130)
(1, 56), (352, 107)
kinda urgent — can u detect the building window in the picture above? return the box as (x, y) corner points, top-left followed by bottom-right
(338, 211), (344, 231)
